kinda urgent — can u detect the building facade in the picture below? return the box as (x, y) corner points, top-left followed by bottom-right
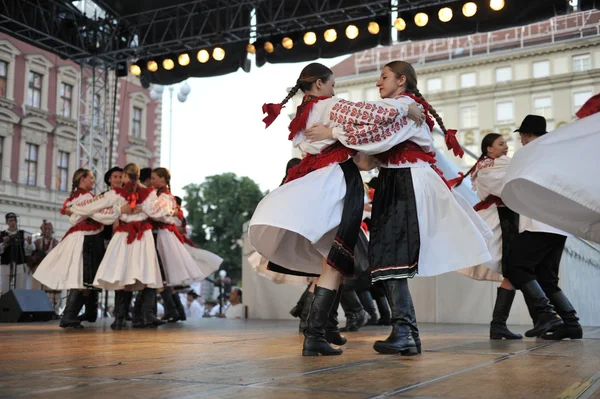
(0, 33), (162, 238)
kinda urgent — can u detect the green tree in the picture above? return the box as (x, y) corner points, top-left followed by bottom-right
(183, 173), (264, 283)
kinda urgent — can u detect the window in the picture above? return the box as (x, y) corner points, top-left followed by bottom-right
(495, 67), (512, 83)
(572, 54), (591, 72)
(92, 93), (101, 125)
(460, 105), (478, 128)
(427, 78), (442, 92)
(336, 91), (349, 100)
(56, 151), (69, 191)
(573, 91), (592, 109)
(25, 143), (38, 186)
(460, 72), (476, 88)
(533, 61), (550, 78)
(0, 61), (7, 98)
(364, 87), (379, 101)
(533, 97), (553, 119)
(496, 101), (514, 123)
(59, 83), (73, 118)
(132, 107), (142, 138)
(27, 71), (43, 108)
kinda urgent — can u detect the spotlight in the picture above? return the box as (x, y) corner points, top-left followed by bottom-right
(490, 0), (505, 11)
(462, 2), (477, 17)
(197, 49), (209, 63)
(438, 7), (453, 22)
(414, 13), (429, 27)
(368, 22), (380, 35)
(212, 47), (225, 61)
(324, 29), (337, 43)
(162, 58), (174, 70)
(345, 25), (359, 40)
(264, 41), (274, 53)
(147, 60), (158, 72)
(394, 17), (407, 31)
(129, 64), (141, 76)
(303, 32), (317, 46)
(178, 53), (190, 66)
(246, 43), (256, 54)
(282, 37), (294, 50)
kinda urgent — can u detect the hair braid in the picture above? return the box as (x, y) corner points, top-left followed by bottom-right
(280, 83), (300, 106)
(454, 154), (486, 187)
(412, 88), (447, 134)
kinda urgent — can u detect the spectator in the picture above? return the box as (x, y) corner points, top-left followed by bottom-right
(186, 290), (204, 319)
(224, 288), (244, 319)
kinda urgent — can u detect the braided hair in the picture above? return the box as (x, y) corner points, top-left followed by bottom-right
(71, 168), (90, 195)
(152, 167), (171, 191)
(123, 163), (140, 193)
(454, 133), (502, 187)
(280, 63), (334, 105)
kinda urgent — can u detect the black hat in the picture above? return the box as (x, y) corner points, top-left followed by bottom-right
(140, 168), (152, 183)
(5, 212), (17, 221)
(104, 166), (123, 186)
(514, 115), (547, 136)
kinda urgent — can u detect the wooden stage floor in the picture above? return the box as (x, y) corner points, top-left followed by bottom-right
(1, 319), (599, 399)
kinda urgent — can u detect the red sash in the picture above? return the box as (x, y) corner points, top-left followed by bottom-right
(284, 142), (357, 184)
(114, 221), (153, 244)
(474, 195), (504, 212)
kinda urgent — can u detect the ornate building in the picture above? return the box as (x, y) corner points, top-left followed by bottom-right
(0, 33), (162, 238)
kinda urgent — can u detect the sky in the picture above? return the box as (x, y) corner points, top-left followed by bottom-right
(158, 55), (349, 196)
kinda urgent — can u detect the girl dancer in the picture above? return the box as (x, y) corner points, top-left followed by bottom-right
(250, 62), (426, 356)
(450, 133), (522, 340)
(33, 168), (123, 328)
(305, 61), (492, 355)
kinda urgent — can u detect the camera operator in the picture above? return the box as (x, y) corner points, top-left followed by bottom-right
(0, 213), (36, 295)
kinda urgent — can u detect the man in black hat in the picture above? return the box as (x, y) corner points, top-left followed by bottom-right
(140, 167), (152, 187)
(104, 166), (123, 191)
(505, 115), (581, 341)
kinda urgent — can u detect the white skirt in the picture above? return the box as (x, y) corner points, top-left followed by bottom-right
(94, 230), (163, 290)
(156, 230), (207, 286)
(33, 231), (99, 290)
(248, 250), (314, 286)
(183, 243), (223, 278)
(249, 164), (345, 276)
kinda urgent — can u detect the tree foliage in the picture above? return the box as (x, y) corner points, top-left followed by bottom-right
(183, 173), (264, 283)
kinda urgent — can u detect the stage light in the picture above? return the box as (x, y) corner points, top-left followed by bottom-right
(246, 43), (256, 54)
(162, 58), (175, 70)
(147, 60), (158, 72)
(463, 2), (477, 17)
(414, 13), (429, 27)
(368, 22), (380, 35)
(394, 17), (407, 31)
(213, 47), (225, 61)
(178, 53), (190, 66)
(490, 0), (505, 11)
(129, 64), (141, 76)
(197, 49), (209, 63)
(264, 41), (274, 53)
(304, 31), (317, 45)
(438, 7), (453, 22)
(324, 29), (337, 43)
(282, 37), (294, 50)
(345, 25), (359, 40)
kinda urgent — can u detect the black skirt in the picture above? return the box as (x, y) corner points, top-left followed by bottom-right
(153, 232), (167, 283)
(82, 233), (105, 289)
(497, 206), (519, 276)
(369, 168), (420, 281)
(344, 228), (372, 291)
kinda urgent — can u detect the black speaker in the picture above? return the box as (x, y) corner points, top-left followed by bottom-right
(0, 289), (54, 322)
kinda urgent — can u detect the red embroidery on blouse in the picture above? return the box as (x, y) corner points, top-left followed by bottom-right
(288, 95), (330, 140)
(329, 99), (399, 128)
(285, 142), (357, 184)
(61, 189), (93, 215)
(397, 93), (435, 132)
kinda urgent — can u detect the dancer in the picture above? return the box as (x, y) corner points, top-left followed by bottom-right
(450, 133), (522, 340)
(304, 61), (492, 355)
(33, 168), (123, 328)
(250, 62), (426, 356)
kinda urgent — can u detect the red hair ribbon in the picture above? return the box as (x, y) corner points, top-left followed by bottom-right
(446, 172), (465, 188)
(576, 93), (600, 119)
(445, 129), (464, 158)
(262, 103), (284, 129)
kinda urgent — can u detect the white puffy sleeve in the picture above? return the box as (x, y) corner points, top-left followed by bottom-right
(68, 191), (121, 225)
(141, 191), (172, 219)
(477, 157), (510, 198)
(150, 194), (179, 224)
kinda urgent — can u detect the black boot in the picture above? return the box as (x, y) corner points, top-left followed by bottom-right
(523, 292), (538, 326)
(358, 290), (379, 325)
(111, 291), (132, 330)
(141, 288), (166, 328)
(132, 291), (144, 328)
(407, 300), (421, 353)
(339, 288), (370, 332)
(299, 291), (314, 332)
(325, 287), (347, 346)
(172, 292), (187, 321)
(60, 290), (85, 329)
(373, 279), (419, 356)
(490, 288), (523, 340)
(520, 280), (563, 338)
(160, 289), (181, 322)
(291, 284), (311, 318)
(302, 286), (343, 356)
(374, 289), (392, 326)
(542, 291), (583, 340)
(78, 290), (99, 323)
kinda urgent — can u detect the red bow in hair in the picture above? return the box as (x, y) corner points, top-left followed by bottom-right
(127, 192), (139, 209)
(262, 103), (284, 128)
(576, 93), (600, 119)
(445, 129), (464, 158)
(446, 172), (465, 188)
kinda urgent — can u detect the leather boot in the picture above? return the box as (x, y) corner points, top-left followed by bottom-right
(339, 288), (369, 332)
(358, 290), (379, 325)
(325, 287), (347, 346)
(132, 291), (144, 328)
(302, 286), (343, 356)
(60, 290), (85, 329)
(374, 292), (392, 326)
(523, 292), (538, 326)
(520, 280), (563, 337)
(78, 290), (99, 323)
(172, 292), (187, 321)
(542, 290), (583, 340)
(490, 288), (523, 340)
(160, 289), (181, 322)
(291, 284), (311, 318)
(111, 291), (132, 330)
(407, 299), (421, 353)
(373, 279), (419, 356)
(299, 291), (314, 332)
(141, 288), (166, 328)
